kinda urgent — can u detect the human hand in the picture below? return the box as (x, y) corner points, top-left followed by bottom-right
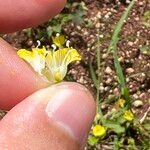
(0, 0), (96, 149)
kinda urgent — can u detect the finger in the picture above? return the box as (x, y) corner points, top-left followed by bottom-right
(0, 38), (48, 110)
(0, 0), (66, 33)
(0, 82), (96, 150)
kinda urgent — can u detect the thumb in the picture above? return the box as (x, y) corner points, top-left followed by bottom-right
(0, 82), (96, 150)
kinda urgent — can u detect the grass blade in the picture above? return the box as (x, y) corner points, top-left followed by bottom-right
(109, 0), (136, 52)
(108, 0), (135, 107)
(89, 60), (98, 88)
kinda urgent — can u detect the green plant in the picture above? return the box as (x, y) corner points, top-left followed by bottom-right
(88, 1), (150, 149)
(142, 10), (150, 28)
(25, 1), (87, 40)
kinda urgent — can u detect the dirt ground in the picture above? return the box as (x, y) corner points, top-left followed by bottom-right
(0, 0), (150, 149)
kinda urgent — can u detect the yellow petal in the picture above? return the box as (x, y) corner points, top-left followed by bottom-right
(32, 47), (47, 59)
(17, 48), (46, 74)
(45, 48), (81, 83)
(52, 35), (65, 47)
(123, 110), (134, 121)
(17, 49), (34, 62)
(93, 125), (106, 137)
(54, 71), (63, 82)
(45, 51), (53, 67)
(117, 99), (126, 108)
(54, 48), (81, 66)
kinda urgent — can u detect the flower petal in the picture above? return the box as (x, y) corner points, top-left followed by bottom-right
(93, 125), (106, 137)
(123, 110), (134, 121)
(32, 47), (47, 59)
(17, 49), (34, 63)
(52, 35), (65, 47)
(54, 48), (81, 66)
(17, 48), (46, 74)
(45, 51), (53, 67)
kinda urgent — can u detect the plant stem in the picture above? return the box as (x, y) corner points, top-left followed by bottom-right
(96, 30), (105, 124)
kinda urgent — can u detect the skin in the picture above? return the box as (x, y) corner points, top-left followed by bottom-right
(0, 0), (96, 149)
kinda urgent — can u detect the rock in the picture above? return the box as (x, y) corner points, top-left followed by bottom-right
(133, 100), (143, 107)
(128, 41), (134, 46)
(105, 78), (112, 85)
(133, 94), (138, 99)
(105, 67), (112, 74)
(99, 86), (104, 92)
(95, 23), (101, 28)
(102, 53), (108, 59)
(114, 88), (119, 96)
(139, 93), (146, 100)
(126, 68), (134, 74)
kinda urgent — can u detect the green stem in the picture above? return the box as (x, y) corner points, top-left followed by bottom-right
(96, 30), (105, 124)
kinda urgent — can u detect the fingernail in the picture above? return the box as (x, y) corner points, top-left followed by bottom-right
(45, 83), (95, 147)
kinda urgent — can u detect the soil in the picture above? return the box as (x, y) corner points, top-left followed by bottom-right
(0, 0), (150, 149)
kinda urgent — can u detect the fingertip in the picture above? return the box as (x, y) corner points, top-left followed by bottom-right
(0, 82), (96, 149)
(0, 38), (48, 110)
(0, 0), (66, 33)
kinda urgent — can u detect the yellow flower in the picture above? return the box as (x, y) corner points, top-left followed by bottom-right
(93, 125), (106, 137)
(17, 35), (81, 83)
(123, 110), (134, 121)
(17, 47), (47, 74)
(117, 99), (126, 108)
(52, 34), (65, 48)
(45, 48), (81, 83)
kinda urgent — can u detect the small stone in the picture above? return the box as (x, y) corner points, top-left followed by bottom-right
(105, 67), (112, 74)
(95, 23), (101, 28)
(128, 41), (134, 46)
(99, 86), (104, 92)
(96, 12), (101, 19)
(126, 0), (131, 4)
(118, 56), (124, 62)
(105, 78), (112, 85)
(139, 2), (143, 6)
(78, 76), (84, 84)
(139, 93), (146, 100)
(104, 86), (110, 92)
(133, 94), (138, 99)
(99, 34), (104, 38)
(114, 88), (119, 96)
(101, 104), (106, 109)
(126, 68), (134, 74)
(102, 53), (108, 59)
(126, 78), (130, 83)
(133, 100), (143, 107)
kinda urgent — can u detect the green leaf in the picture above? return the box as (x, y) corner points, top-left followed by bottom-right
(108, 0), (135, 108)
(108, 0), (136, 51)
(88, 135), (99, 146)
(114, 54), (126, 88)
(104, 120), (125, 134)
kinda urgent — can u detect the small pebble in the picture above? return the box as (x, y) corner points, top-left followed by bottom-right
(126, 68), (134, 74)
(102, 53), (108, 59)
(105, 67), (112, 74)
(139, 93), (146, 100)
(133, 100), (143, 108)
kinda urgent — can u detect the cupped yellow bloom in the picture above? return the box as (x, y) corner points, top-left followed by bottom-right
(123, 110), (134, 121)
(45, 48), (81, 83)
(17, 35), (81, 83)
(17, 47), (47, 74)
(93, 125), (106, 137)
(52, 35), (65, 48)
